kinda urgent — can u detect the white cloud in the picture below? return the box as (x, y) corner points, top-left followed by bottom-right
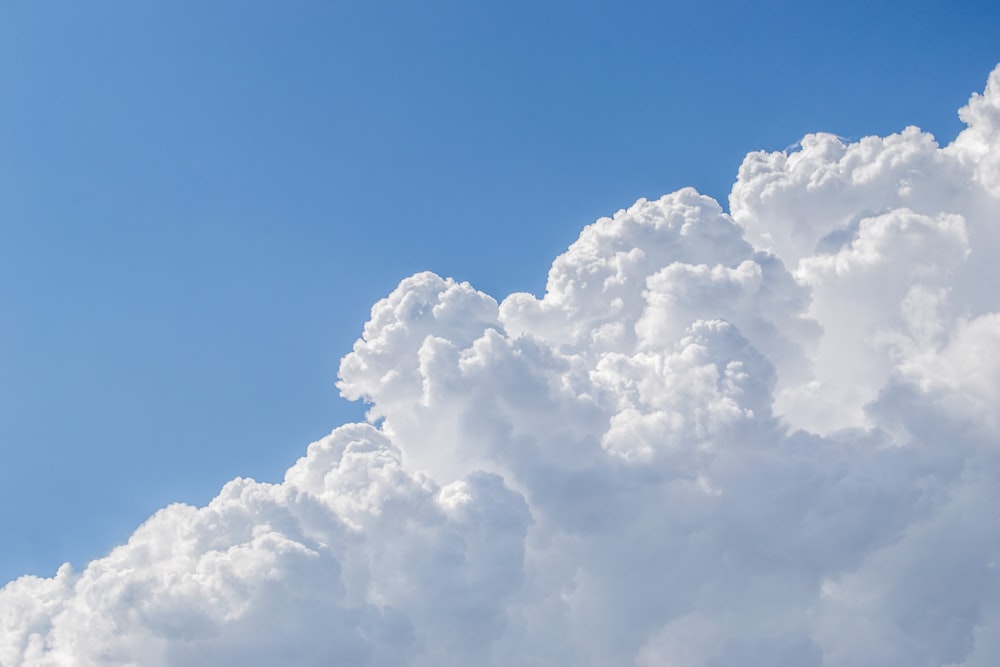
(4, 66), (1000, 666)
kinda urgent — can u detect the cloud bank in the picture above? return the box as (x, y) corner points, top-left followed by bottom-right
(5, 67), (1000, 666)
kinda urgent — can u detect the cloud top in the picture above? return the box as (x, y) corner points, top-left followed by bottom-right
(5, 66), (1000, 666)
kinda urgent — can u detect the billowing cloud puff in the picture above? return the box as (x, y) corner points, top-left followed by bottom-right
(4, 67), (1000, 666)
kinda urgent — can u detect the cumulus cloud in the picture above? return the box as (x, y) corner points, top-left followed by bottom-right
(4, 66), (1000, 666)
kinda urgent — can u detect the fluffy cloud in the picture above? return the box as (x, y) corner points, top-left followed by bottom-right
(4, 66), (1000, 666)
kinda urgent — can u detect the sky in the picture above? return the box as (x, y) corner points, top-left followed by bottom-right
(3, 2), (1000, 664)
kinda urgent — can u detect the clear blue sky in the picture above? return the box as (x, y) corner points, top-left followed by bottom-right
(1, 1), (998, 584)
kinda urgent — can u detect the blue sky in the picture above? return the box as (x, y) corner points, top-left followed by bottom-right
(1, 1), (998, 585)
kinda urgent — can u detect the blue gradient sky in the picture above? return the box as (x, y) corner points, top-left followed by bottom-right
(2, 1), (998, 584)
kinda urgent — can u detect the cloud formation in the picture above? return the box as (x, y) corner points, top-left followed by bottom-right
(4, 66), (1000, 666)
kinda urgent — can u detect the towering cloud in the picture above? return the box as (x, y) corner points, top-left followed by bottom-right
(4, 66), (1000, 666)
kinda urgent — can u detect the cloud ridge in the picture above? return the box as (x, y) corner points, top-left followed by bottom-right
(5, 66), (1000, 667)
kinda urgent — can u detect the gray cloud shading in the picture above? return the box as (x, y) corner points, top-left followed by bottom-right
(4, 66), (1000, 667)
